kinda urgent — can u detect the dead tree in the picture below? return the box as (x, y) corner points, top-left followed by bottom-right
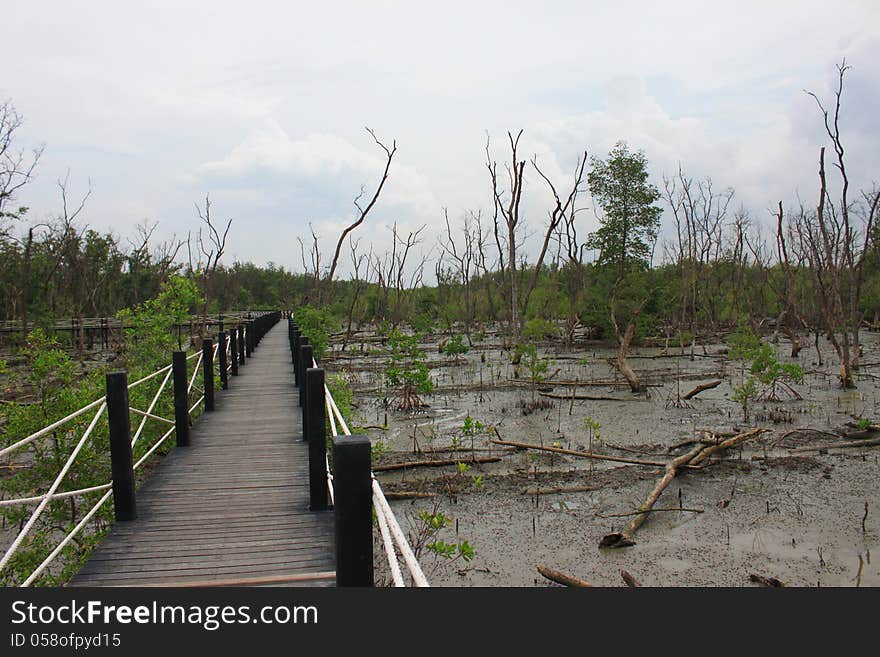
(195, 194), (232, 338)
(799, 61), (875, 386)
(297, 222), (322, 294)
(322, 128), (396, 303)
(773, 202), (807, 356)
(528, 151), (588, 331)
(341, 236), (371, 351)
(438, 209), (482, 339)
(0, 100), (44, 221)
(663, 168), (733, 356)
(486, 130), (526, 338)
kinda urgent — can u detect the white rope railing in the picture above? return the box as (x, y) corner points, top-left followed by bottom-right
(1, 342), (212, 587)
(131, 367), (173, 449)
(187, 351), (203, 393)
(0, 484), (112, 508)
(0, 401), (106, 573)
(21, 489), (113, 587)
(0, 397), (106, 459)
(319, 360), (429, 588)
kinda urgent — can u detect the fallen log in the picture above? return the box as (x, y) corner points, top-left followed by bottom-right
(688, 427), (767, 466)
(792, 436), (880, 453)
(749, 573), (785, 587)
(383, 491), (436, 500)
(599, 443), (706, 548)
(681, 379), (723, 400)
(540, 392), (641, 402)
(620, 570), (641, 587)
(597, 507), (704, 518)
(536, 565), (592, 588)
(373, 456), (502, 472)
(490, 438), (700, 469)
(599, 428), (766, 548)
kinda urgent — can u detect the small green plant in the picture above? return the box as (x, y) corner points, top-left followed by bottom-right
(456, 461), (471, 475)
(857, 418), (873, 431)
(749, 343), (803, 400)
(732, 377), (759, 422)
(384, 329), (433, 410)
(371, 439), (387, 459)
(513, 343), (551, 401)
(442, 334), (469, 359)
(414, 508), (475, 564)
(461, 414), (485, 437)
(471, 474), (484, 491)
(584, 416), (602, 470)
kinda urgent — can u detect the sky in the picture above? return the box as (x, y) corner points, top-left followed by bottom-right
(3, 1), (879, 279)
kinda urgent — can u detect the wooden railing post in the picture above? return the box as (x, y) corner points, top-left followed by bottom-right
(172, 351), (190, 447)
(299, 340), (311, 409)
(218, 330), (228, 390)
(106, 371), (136, 521)
(333, 434), (373, 586)
(238, 325), (246, 366)
(229, 328), (239, 377)
(245, 321), (253, 357)
(306, 367), (329, 511)
(292, 326), (301, 386)
(203, 337), (215, 412)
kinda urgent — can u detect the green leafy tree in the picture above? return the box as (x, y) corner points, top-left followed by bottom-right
(586, 141), (662, 274)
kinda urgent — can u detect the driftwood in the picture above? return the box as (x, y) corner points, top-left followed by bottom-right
(540, 392), (641, 402)
(599, 428), (766, 548)
(383, 491), (436, 500)
(490, 438), (700, 469)
(749, 573), (785, 587)
(372, 456), (502, 472)
(689, 427), (766, 466)
(793, 436), (880, 453)
(620, 570), (641, 587)
(597, 507), (703, 518)
(536, 565), (592, 588)
(681, 379), (723, 400)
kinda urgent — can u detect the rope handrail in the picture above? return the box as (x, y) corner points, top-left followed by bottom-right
(1, 344), (210, 586)
(0, 401), (107, 573)
(316, 357), (429, 587)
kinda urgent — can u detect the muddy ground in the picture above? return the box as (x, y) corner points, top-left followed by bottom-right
(325, 326), (879, 587)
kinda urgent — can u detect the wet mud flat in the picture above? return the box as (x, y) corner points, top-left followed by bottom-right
(330, 328), (879, 587)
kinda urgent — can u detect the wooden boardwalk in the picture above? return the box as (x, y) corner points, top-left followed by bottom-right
(71, 323), (336, 587)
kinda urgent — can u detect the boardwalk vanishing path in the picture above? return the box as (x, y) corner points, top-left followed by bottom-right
(71, 322), (336, 587)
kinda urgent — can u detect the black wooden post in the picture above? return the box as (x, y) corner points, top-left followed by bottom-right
(245, 321), (253, 358)
(333, 434), (373, 586)
(229, 329), (239, 377)
(306, 367), (329, 511)
(292, 327), (301, 385)
(203, 337), (215, 412)
(106, 371), (136, 521)
(218, 331), (228, 390)
(238, 325), (246, 365)
(299, 341), (312, 409)
(172, 351), (190, 447)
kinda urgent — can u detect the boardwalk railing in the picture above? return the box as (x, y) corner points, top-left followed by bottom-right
(0, 311), (280, 587)
(288, 317), (430, 587)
